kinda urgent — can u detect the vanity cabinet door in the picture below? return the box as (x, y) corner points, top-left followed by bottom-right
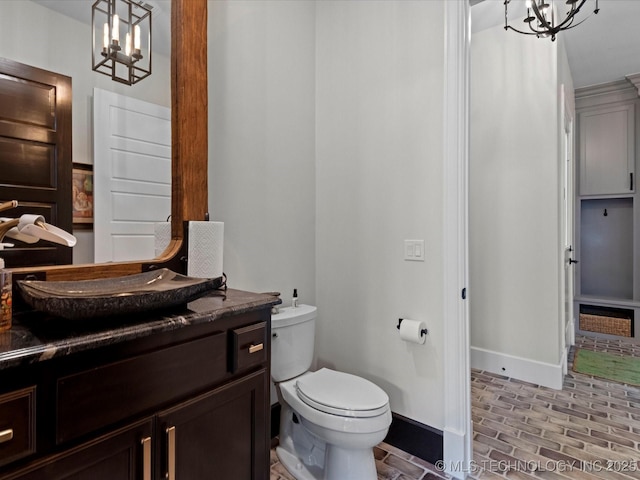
(157, 369), (268, 480)
(3, 418), (153, 480)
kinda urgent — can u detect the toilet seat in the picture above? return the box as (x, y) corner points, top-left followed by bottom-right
(296, 368), (389, 418)
(279, 372), (392, 435)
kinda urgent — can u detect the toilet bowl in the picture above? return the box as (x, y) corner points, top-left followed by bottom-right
(271, 305), (392, 480)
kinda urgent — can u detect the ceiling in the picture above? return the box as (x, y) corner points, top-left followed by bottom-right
(31, 0), (171, 56)
(33, 0), (640, 91)
(472, 0), (640, 89)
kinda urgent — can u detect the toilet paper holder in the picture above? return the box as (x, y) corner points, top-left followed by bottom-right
(396, 318), (428, 337)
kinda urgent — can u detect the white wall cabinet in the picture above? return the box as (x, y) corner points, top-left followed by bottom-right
(579, 102), (635, 196)
(575, 82), (640, 341)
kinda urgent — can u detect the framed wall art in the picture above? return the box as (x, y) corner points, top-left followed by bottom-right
(72, 163), (94, 227)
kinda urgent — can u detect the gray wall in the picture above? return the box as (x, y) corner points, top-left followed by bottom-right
(580, 198), (634, 299)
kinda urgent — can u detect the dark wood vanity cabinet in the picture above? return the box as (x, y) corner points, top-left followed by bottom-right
(157, 369), (266, 479)
(0, 306), (271, 480)
(6, 418), (154, 480)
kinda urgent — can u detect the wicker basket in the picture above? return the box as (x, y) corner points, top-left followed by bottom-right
(579, 313), (632, 337)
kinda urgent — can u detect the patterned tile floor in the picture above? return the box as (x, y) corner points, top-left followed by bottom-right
(270, 335), (640, 480)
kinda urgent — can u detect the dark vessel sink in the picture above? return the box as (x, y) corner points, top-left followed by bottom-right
(18, 269), (225, 320)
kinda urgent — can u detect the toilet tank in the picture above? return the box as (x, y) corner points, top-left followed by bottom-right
(271, 304), (317, 382)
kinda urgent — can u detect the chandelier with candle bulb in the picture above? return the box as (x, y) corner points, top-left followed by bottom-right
(504, 0), (599, 41)
(92, 0), (152, 85)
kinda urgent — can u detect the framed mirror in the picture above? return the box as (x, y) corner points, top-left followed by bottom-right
(10, 0), (208, 283)
(0, 0), (173, 268)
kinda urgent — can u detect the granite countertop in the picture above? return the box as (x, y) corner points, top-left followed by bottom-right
(0, 288), (279, 370)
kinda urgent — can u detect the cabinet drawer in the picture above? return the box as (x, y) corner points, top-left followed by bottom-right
(0, 386), (36, 468)
(57, 332), (227, 444)
(230, 322), (267, 373)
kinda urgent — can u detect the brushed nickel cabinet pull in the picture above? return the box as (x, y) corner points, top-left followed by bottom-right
(249, 343), (264, 354)
(0, 429), (13, 444)
(141, 436), (151, 480)
(166, 426), (176, 480)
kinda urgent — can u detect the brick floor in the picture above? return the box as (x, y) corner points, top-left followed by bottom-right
(470, 335), (640, 480)
(269, 441), (448, 480)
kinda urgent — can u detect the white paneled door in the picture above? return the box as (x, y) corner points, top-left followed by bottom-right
(561, 85), (576, 371)
(93, 88), (171, 263)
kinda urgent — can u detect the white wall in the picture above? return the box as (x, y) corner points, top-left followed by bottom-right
(0, 1), (170, 265)
(315, 0), (445, 429)
(208, 1), (316, 306)
(470, 25), (564, 387)
(208, 0), (447, 429)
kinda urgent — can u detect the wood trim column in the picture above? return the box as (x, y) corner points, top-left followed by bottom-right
(171, 0), (209, 238)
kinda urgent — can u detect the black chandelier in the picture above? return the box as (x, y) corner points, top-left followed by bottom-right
(504, 0), (599, 41)
(92, 0), (152, 85)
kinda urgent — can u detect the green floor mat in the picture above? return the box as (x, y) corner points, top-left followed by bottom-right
(573, 348), (640, 386)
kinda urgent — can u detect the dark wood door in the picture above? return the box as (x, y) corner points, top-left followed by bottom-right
(157, 369), (269, 480)
(4, 418), (153, 480)
(0, 57), (72, 267)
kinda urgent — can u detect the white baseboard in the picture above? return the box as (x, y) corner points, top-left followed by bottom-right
(470, 346), (564, 390)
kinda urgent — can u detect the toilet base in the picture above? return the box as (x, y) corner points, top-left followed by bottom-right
(277, 405), (379, 480)
(276, 446), (322, 480)
(325, 444), (377, 480)
(276, 444), (378, 480)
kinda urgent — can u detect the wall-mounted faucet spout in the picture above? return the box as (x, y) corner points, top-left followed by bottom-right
(0, 202), (77, 248)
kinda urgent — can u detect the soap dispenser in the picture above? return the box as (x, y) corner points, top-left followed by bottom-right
(292, 288), (298, 308)
(0, 258), (11, 332)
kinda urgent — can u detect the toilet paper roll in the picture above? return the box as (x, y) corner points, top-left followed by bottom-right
(187, 221), (224, 278)
(399, 319), (427, 345)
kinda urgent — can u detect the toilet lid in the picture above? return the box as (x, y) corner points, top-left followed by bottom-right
(296, 368), (389, 418)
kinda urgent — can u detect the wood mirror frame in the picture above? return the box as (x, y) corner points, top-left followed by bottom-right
(11, 0), (207, 283)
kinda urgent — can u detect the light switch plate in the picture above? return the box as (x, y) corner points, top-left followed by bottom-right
(404, 240), (425, 261)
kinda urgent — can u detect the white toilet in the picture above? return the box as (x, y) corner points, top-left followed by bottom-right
(271, 304), (392, 480)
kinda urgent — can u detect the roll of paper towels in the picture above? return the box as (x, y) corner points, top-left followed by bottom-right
(399, 319), (427, 345)
(154, 222), (171, 258)
(187, 221), (224, 278)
